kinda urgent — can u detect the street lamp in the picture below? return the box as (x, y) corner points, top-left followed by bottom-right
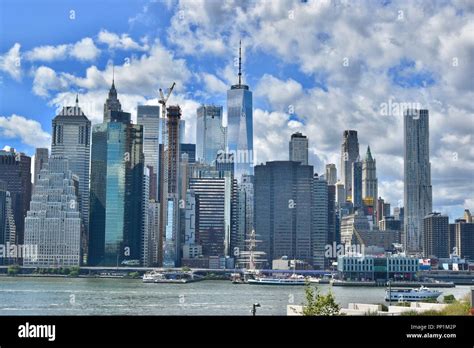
(252, 303), (261, 316)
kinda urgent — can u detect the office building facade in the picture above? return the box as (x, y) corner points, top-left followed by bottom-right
(24, 157), (81, 267)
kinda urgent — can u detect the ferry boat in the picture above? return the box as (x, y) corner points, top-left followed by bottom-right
(247, 274), (307, 286)
(142, 271), (195, 283)
(385, 286), (442, 302)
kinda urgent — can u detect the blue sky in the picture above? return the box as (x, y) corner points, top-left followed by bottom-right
(0, 0), (473, 220)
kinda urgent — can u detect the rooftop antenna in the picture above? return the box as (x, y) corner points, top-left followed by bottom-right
(238, 40), (242, 86)
(75, 94), (79, 107)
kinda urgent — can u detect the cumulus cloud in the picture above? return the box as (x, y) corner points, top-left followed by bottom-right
(35, 39), (191, 101)
(97, 30), (149, 51)
(200, 72), (227, 94)
(32, 66), (70, 97)
(0, 114), (51, 148)
(69, 38), (101, 61)
(25, 44), (68, 62)
(25, 38), (100, 62)
(0, 43), (22, 80)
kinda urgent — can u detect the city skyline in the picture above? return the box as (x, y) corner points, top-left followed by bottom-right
(0, 0), (472, 222)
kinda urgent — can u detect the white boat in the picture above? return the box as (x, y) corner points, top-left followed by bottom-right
(142, 271), (160, 283)
(248, 274), (307, 286)
(385, 286), (442, 302)
(142, 271), (193, 283)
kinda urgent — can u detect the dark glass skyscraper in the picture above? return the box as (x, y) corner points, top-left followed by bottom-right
(351, 161), (363, 211)
(0, 148), (31, 245)
(254, 161), (313, 266)
(0, 179), (16, 264)
(89, 81), (145, 266)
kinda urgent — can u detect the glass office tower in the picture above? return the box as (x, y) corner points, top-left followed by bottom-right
(89, 82), (145, 266)
(226, 42), (253, 181)
(196, 105), (226, 165)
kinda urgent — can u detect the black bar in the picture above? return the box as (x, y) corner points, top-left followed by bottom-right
(0, 316), (472, 346)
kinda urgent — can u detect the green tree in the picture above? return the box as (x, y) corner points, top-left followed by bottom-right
(443, 294), (455, 304)
(7, 265), (20, 276)
(302, 283), (341, 316)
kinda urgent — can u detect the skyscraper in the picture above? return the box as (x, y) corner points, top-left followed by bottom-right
(51, 97), (91, 262)
(189, 173), (233, 258)
(404, 109), (432, 255)
(454, 219), (474, 260)
(180, 143), (196, 164)
(137, 105), (161, 200)
(103, 76), (122, 120)
(325, 164), (337, 185)
(254, 161), (313, 266)
(159, 105), (182, 267)
(227, 41), (253, 181)
(335, 181), (346, 205)
(237, 174), (254, 253)
(89, 81), (145, 266)
(463, 209), (472, 223)
(0, 180), (16, 264)
(362, 146), (377, 212)
(313, 173), (328, 269)
(351, 161), (363, 210)
(196, 105), (226, 165)
(140, 167), (151, 266)
(423, 212), (449, 258)
(394, 207), (404, 222)
(24, 157), (81, 267)
(376, 197), (391, 224)
(33, 148), (48, 185)
(289, 132), (308, 165)
(327, 184), (337, 246)
(340, 130), (359, 202)
(0, 148), (31, 245)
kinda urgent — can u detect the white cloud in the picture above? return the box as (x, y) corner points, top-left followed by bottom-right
(97, 30), (149, 51)
(38, 40), (191, 99)
(32, 66), (70, 97)
(0, 43), (22, 80)
(25, 44), (68, 62)
(200, 72), (227, 94)
(255, 74), (303, 111)
(25, 38), (100, 62)
(69, 38), (100, 61)
(0, 114), (51, 148)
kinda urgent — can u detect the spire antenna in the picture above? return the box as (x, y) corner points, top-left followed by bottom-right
(112, 64), (115, 87)
(75, 93), (79, 107)
(238, 40), (242, 86)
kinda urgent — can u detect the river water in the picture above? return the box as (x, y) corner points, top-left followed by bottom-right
(0, 277), (470, 315)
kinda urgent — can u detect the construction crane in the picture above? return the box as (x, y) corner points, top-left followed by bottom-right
(158, 82), (176, 118)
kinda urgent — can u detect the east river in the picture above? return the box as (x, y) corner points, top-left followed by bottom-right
(0, 277), (470, 315)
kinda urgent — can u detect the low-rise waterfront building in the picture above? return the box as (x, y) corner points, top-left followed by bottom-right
(337, 255), (419, 281)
